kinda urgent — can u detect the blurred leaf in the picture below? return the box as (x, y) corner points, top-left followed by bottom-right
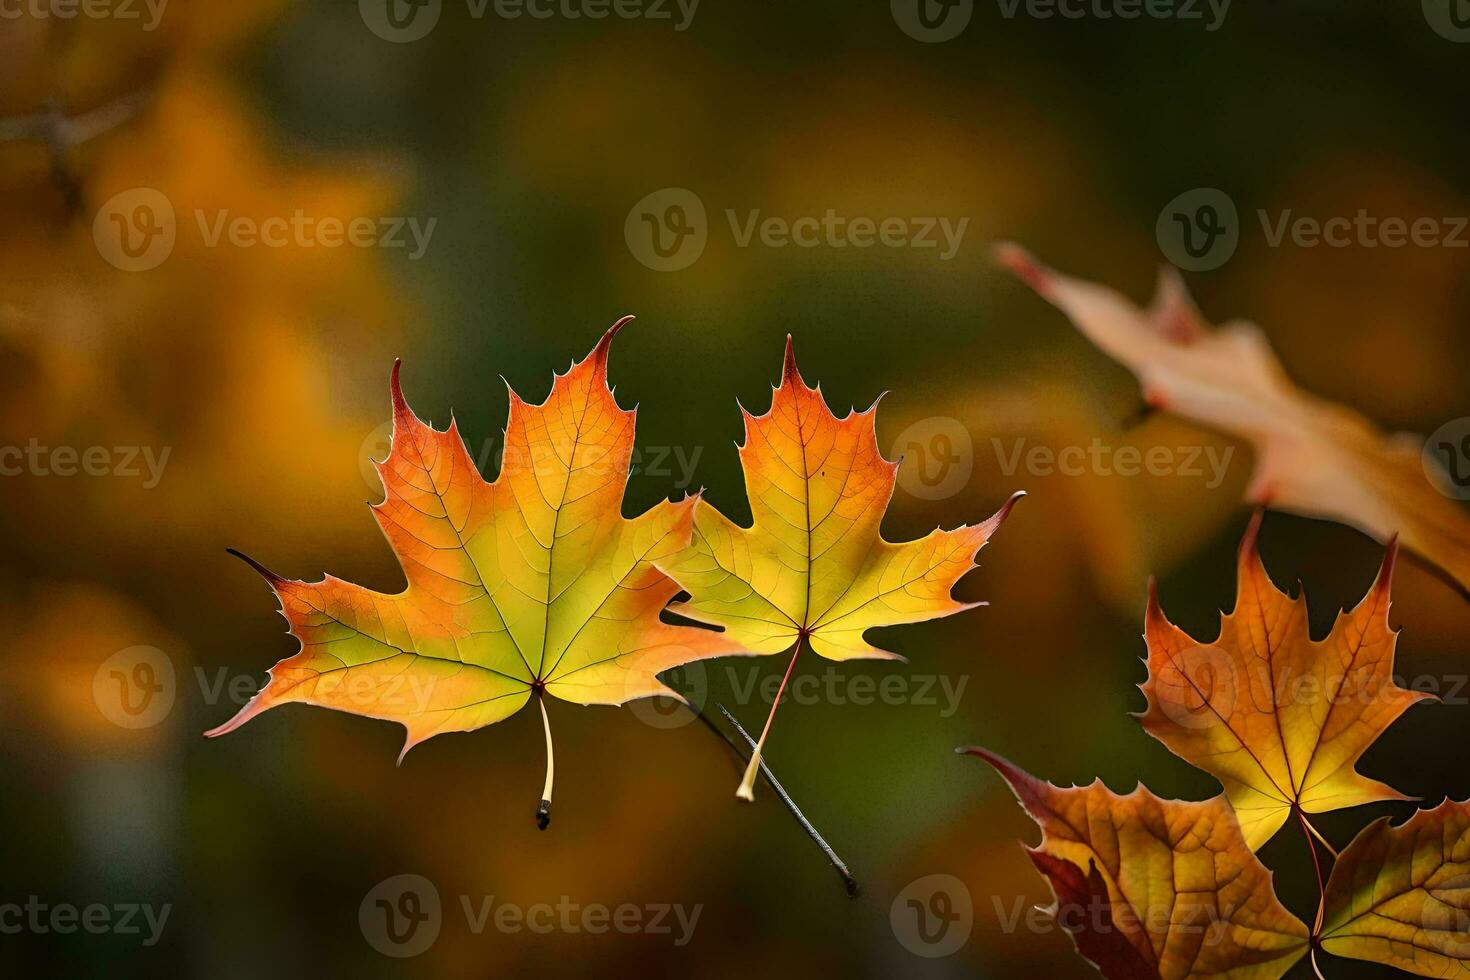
(997, 243), (1470, 597)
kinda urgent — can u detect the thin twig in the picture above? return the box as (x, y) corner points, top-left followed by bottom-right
(715, 703), (859, 898)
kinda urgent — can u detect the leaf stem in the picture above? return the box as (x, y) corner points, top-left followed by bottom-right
(736, 635), (805, 801)
(1294, 805), (1327, 939)
(1301, 814), (1339, 859)
(716, 703), (859, 897)
(536, 692), (554, 831)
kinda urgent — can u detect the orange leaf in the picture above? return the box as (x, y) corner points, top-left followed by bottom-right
(206, 320), (745, 823)
(962, 747), (1310, 980)
(1139, 513), (1433, 849)
(1319, 799), (1470, 978)
(663, 339), (1022, 798)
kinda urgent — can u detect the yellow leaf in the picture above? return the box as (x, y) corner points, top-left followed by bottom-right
(1139, 513), (1432, 850)
(663, 338), (1021, 798)
(962, 747), (1310, 980)
(1319, 799), (1470, 978)
(206, 320), (745, 823)
(995, 243), (1470, 598)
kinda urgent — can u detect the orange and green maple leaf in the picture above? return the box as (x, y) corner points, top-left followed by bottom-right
(1138, 513), (1433, 851)
(206, 318), (743, 823)
(662, 338), (1022, 799)
(962, 747), (1311, 980)
(1319, 798), (1470, 978)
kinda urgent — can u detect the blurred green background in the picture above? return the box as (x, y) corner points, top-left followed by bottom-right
(2, 1), (1468, 976)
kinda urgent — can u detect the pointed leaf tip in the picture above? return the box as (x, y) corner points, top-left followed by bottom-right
(588, 315), (634, 378)
(226, 548), (285, 586)
(1238, 508), (1266, 566)
(781, 334), (801, 387)
(1377, 535), (1400, 595)
(993, 241), (1053, 295)
(389, 358), (411, 418)
(993, 490), (1026, 525)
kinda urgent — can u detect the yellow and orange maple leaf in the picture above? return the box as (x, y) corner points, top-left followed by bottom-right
(962, 747), (1311, 980)
(1138, 513), (1432, 850)
(663, 339), (1022, 799)
(1319, 799), (1470, 978)
(206, 320), (745, 825)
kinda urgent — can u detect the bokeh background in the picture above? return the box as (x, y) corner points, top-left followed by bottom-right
(2, 2), (1469, 976)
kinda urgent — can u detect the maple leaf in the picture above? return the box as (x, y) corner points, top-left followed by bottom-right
(206, 319), (743, 826)
(662, 338), (1023, 799)
(1137, 512), (1433, 851)
(995, 243), (1470, 598)
(961, 747), (1311, 980)
(1319, 799), (1470, 978)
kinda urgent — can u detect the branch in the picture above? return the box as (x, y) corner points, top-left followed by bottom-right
(709, 703), (859, 898)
